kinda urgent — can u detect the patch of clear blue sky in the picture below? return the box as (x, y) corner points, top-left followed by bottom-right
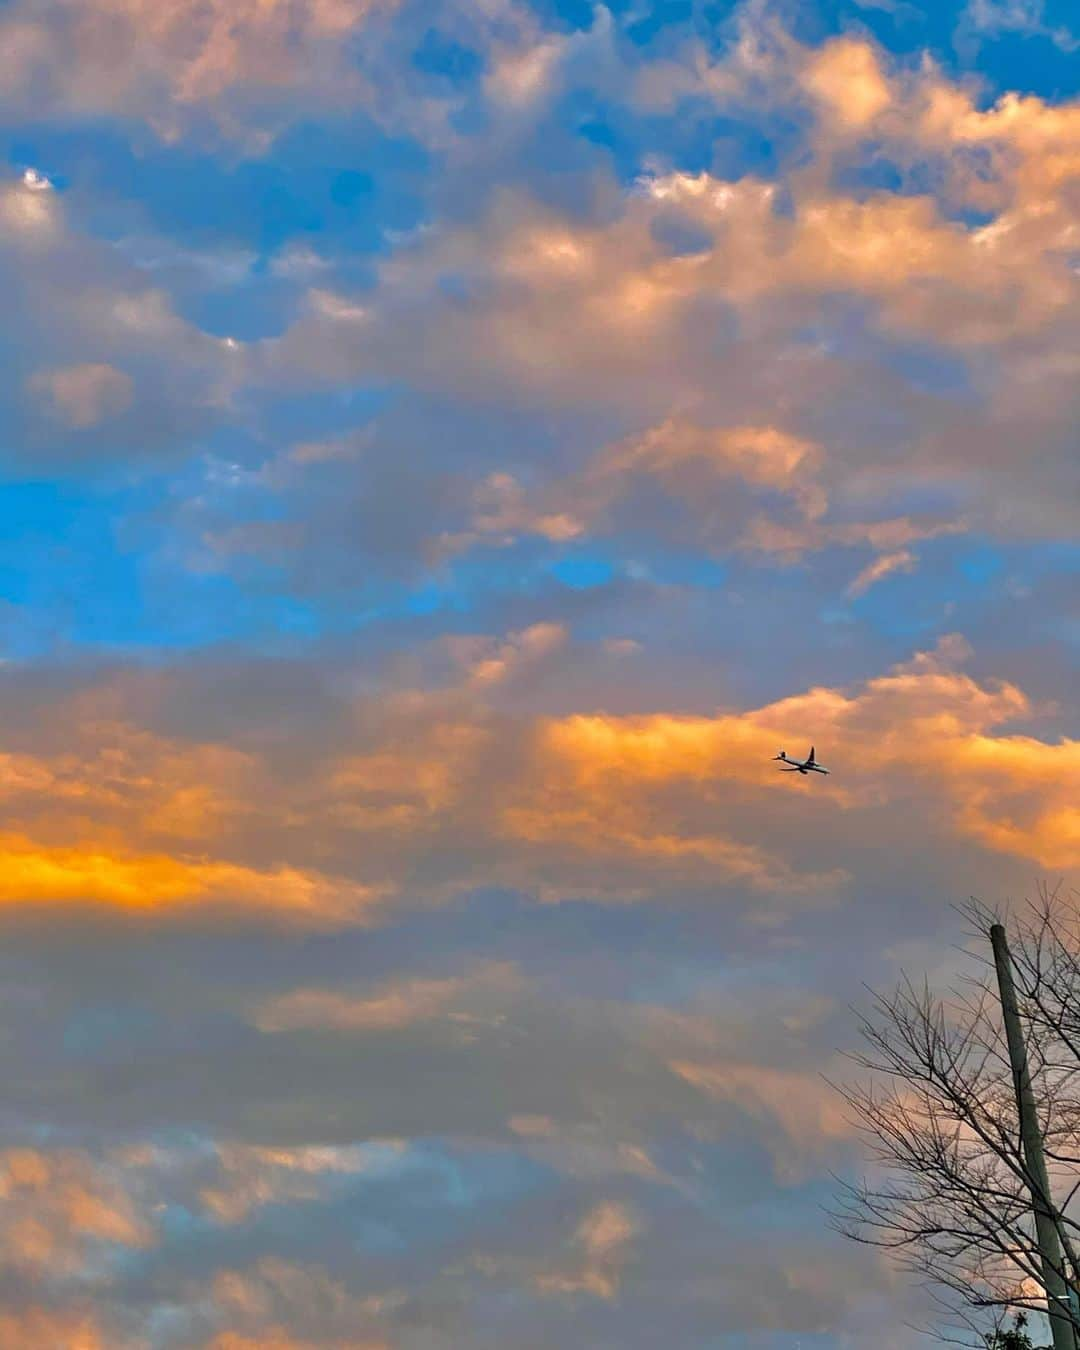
(843, 535), (1064, 647)
(0, 481), (140, 657)
(0, 475), (329, 658)
(411, 25), (488, 83)
(412, 542), (723, 609)
(5, 112), (431, 264)
(550, 555), (616, 589)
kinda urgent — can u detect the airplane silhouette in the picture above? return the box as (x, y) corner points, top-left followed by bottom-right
(773, 746), (829, 776)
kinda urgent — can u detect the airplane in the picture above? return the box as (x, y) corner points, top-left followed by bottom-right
(773, 746), (829, 775)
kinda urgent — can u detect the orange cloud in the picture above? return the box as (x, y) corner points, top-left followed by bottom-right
(0, 1309), (108, 1350)
(925, 734), (1080, 867)
(455, 471), (586, 550)
(0, 833), (382, 925)
(499, 705), (845, 896)
(0, 1147), (153, 1279)
(0, 729), (255, 842)
(589, 419), (828, 521)
(802, 37), (893, 131)
(207, 1335), (390, 1350)
(500, 635), (1078, 883)
(846, 549), (917, 597)
(0, 633), (1071, 926)
(534, 1200), (641, 1300)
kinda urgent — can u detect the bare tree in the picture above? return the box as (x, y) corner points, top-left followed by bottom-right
(830, 884), (1080, 1346)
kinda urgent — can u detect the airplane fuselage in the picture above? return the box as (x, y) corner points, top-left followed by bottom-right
(775, 751), (829, 775)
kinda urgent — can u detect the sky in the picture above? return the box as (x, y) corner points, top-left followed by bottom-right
(0, 0), (1076, 1345)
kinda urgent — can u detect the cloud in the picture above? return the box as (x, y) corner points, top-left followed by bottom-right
(846, 548), (918, 597)
(486, 34), (567, 109)
(535, 1200), (641, 1300)
(457, 472), (586, 549)
(0, 178), (61, 241)
(0, 1309), (111, 1350)
(507, 1116), (662, 1184)
(670, 1060), (855, 1183)
(29, 363), (134, 429)
(0, 1147), (153, 1283)
(199, 1143), (397, 1225)
(254, 963), (522, 1034)
(0, 630), (1071, 927)
(0, 833), (383, 925)
(0, 11), (1073, 1346)
(581, 419), (830, 536)
(961, 0), (1079, 49)
(500, 633), (1078, 887)
(205, 1335), (389, 1350)
(0, 0), (399, 138)
(339, 66), (1076, 381)
(204, 1259), (394, 1348)
(449, 416), (959, 571)
(801, 37), (893, 131)
(0, 173), (242, 468)
(80, 25), (1064, 618)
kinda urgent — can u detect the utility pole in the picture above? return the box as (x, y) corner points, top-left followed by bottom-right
(991, 922), (1077, 1350)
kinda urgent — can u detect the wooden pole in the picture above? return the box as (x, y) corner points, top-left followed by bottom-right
(991, 922), (1076, 1350)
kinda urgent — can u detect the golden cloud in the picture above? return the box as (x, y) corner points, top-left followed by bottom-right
(207, 1334), (390, 1350)
(802, 37), (893, 131)
(0, 1309), (108, 1350)
(0, 833), (383, 925)
(0, 1147), (154, 1280)
(500, 636), (1079, 879)
(0, 634), (1072, 925)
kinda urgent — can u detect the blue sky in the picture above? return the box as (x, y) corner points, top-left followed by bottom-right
(0, 0), (1076, 1345)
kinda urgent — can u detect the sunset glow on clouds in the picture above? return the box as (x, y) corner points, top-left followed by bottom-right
(0, 0), (1075, 1344)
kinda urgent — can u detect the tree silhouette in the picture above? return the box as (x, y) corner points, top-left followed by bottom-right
(832, 886), (1080, 1346)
